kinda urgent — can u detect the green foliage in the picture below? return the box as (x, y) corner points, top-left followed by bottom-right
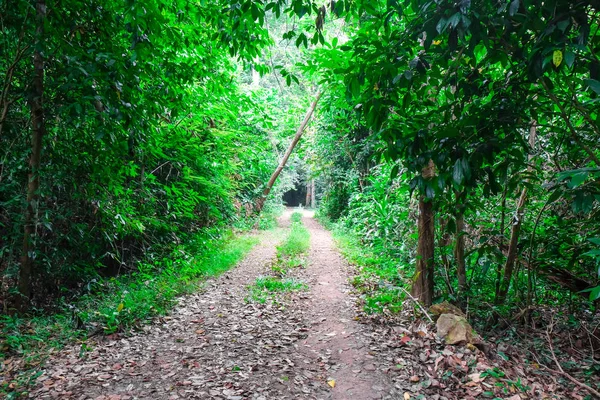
(0, 0), (283, 309)
(310, 0), (600, 320)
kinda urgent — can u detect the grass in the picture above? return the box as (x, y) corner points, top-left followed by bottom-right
(317, 214), (408, 315)
(247, 211), (311, 304)
(248, 276), (308, 303)
(1, 230), (260, 398)
(276, 212), (310, 260)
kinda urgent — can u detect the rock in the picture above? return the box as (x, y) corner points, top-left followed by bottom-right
(436, 314), (474, 345)
(429, 302), (465, 320)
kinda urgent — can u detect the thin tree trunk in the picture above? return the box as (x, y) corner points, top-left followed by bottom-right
(256, 91), (322, 212)
(305, 182), (311, 207)
(310, 179), (316, 208)
(438, 217), (454, 296)
(412, 196), (435, 306)
(496, 122), (536, 304)
(494, 186), (508, 300)
(455, 208), (467, 295)
(17, 0), (46, 310)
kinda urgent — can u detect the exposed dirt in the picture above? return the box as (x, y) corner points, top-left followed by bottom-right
(21, 209), (600, 400)
(296, 213), (392, 399)
(27, 210), (394, 400)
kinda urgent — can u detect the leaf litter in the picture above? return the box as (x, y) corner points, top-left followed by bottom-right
(12, 210), (600, 399)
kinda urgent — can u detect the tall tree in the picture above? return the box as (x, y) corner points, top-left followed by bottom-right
(17, 0), (46, 309)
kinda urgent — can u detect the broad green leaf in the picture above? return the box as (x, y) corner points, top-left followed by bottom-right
(584, 79), (600, 95)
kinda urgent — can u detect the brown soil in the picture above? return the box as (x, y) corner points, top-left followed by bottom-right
(28, 210), (392, 400)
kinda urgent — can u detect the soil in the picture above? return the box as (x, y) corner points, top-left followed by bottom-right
(27, 210), (394, 400)
(18, 209), (600, 400)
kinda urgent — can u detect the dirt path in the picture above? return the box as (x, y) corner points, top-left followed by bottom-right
(295, 213), (391, 399)
(29, 210), (395, 400)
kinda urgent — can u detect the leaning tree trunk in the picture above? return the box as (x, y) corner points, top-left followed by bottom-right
(495, 122), (536, 305)
(17, 0), (46, 310)
(412, 160), (436, 306)
(256, 91), (322, 212)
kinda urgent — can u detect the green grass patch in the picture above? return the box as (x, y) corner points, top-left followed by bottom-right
(276, 213), (310, 260)
(248, 213), (311, 304)
(247, 276), (308, 303)
(290, 211), (303, 223)
(1, 231), (259, 398)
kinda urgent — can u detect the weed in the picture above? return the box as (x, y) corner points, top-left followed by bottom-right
(248, 215), (311, 304)
(276, 218), (310, 260)
(247, 276), (308, 303)
(290, 212), (303, 223)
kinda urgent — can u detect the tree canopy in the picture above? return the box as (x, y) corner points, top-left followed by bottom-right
(1, 0), (599, 353)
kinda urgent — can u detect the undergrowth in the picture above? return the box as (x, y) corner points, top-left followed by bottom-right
(317, 214), (409, 315)
(1, 225), (266, 398)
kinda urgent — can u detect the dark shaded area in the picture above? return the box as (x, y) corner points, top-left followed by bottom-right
(283, 185), (307, 207)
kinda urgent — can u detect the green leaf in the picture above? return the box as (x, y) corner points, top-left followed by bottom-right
(453, 159), (464, 185)
(584, 79), (600, 95)
(568, 171), (589, 188)
(564, 50), (575, 68)
(552, 50), (563, 67)
(390, 164), (400, 180)
(509, 0), (519, 16)
(572, 191), (594, 214)
(581, 285), (600, 301)
(588, 238), (600, 246)
(547, 189), (563, 203)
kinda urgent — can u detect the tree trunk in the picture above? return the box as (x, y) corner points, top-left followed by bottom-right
(17, 0), (46, 310)
(495, 122), (536, 304)
(305, 182), (311, 207)
(438, 217), (454, 296)
(256, 91), (322, 212)
(494, 187), (508, 300)
(310, 179), (316, 209)
(412, 196), (435, 306)
(455, 192), (467, 296)
(455, 212), (466, 292)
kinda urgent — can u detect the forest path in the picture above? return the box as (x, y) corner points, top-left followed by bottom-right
(30, 210), (397, 400)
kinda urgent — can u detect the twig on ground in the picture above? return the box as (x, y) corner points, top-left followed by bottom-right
(546, 317), (564, 373)
(400, 287), (434, 324)
(540, 365), (600, 399)
(544, 317), (600, 399)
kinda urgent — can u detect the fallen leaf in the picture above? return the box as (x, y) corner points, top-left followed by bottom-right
(404, 393), (411, 400)
(409, 375), (420, 382)
(327, 379), (335, 388)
